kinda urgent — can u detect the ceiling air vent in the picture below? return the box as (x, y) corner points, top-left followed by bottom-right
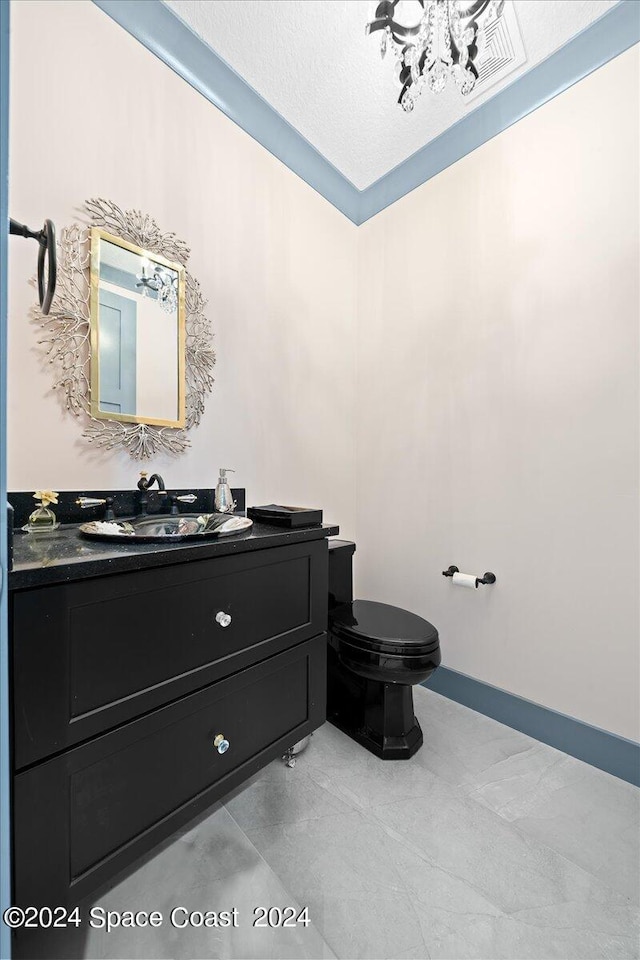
(466, 1), (526, 101)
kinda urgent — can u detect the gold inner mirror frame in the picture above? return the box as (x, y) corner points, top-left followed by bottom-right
(89, 228), (187, 429)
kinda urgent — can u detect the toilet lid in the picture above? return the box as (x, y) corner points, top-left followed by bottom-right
(329, 600), (439, 656)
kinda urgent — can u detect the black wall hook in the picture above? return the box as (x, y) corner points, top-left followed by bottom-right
(9, 217), (57, 315)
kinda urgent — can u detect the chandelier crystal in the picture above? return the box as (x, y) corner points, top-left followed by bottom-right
(136, 261), (179, 314)
(367, 0), (505, 112)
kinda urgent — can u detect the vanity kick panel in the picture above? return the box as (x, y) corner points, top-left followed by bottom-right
(12, 540), (327, 769)
(14, 636), (326, 908)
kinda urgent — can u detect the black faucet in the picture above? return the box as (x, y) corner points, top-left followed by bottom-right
(137, 472), (166, 494)
(137, 472), (167, 516)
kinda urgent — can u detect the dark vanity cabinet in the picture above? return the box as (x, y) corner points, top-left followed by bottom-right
(9, 532), (331, 908)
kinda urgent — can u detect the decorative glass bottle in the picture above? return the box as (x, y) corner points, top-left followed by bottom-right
(27, 490), (59, 533)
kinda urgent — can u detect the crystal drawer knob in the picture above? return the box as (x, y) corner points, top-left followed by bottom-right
(215, 611), (232, 628)
(213, 734), (230, 754)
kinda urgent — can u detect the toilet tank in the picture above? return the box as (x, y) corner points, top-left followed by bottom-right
(328, 540), (356, 608)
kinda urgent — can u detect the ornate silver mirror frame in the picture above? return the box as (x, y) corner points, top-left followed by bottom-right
(36, 199), (215, 459)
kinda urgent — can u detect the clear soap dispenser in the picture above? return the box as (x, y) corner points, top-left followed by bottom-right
(215, 468), (236, 514)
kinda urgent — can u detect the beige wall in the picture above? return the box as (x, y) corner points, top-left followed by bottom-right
(356, 47), (640, 741)
(8, 3), (639, 740)
(8, 0), (357, 537)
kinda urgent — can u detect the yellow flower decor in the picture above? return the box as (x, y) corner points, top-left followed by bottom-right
(33, 490), (59, 507)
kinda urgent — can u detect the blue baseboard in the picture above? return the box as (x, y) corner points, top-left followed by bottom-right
(423, 667), (640, 788)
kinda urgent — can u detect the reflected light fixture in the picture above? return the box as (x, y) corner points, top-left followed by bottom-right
(136, 260), (178, 314)
(367, 0), (505, 111)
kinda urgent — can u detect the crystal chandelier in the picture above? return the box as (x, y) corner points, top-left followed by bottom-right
(367, 0), (505, 111)
(136, 261), (179, 314)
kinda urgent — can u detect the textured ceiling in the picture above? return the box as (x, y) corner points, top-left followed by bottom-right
(166, 0), (619, 190)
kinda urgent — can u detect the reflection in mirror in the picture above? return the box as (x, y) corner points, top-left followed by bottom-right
(89, 229), (186, 427)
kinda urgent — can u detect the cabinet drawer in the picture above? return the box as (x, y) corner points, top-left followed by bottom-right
(14, 635), (326, 908)
(13, 540), (327, 768)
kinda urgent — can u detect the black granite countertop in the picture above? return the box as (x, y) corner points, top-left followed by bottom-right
(9, 521), (340, 590)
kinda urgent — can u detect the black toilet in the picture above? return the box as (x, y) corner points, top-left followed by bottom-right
(327, 540), (441, 760)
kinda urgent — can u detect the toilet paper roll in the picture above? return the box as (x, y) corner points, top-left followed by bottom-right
(452, 572), (478, 589)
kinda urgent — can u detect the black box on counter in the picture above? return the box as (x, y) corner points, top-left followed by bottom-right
(247, 504), (323, 528)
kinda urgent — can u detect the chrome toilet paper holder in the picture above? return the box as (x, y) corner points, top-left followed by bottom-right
(442, 565), (496, 585)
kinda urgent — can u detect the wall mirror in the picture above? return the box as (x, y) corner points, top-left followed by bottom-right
(36, 199), (215, 459)
(90, 229), (186, 428)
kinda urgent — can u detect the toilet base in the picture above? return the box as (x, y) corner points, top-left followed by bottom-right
(329, 710), (423, 760)
(327, 645), (424, 760)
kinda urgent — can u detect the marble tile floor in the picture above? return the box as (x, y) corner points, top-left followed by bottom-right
(18, 687), (640, 960)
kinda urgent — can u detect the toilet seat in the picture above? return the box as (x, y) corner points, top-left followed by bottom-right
(329, 600), (439, 657)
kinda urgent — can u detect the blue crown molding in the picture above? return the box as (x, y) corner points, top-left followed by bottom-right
(93, 0), (639, 226)
(359, 0), (640, 223)
(423, 668), (640, 787)
(92, 0), (361, 223)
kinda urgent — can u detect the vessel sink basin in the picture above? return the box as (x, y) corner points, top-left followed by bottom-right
(79, 513), (253, 544)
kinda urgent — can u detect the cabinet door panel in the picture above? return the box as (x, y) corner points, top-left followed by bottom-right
(14, 636), (326, 907)
(13, 540), (327, 768)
